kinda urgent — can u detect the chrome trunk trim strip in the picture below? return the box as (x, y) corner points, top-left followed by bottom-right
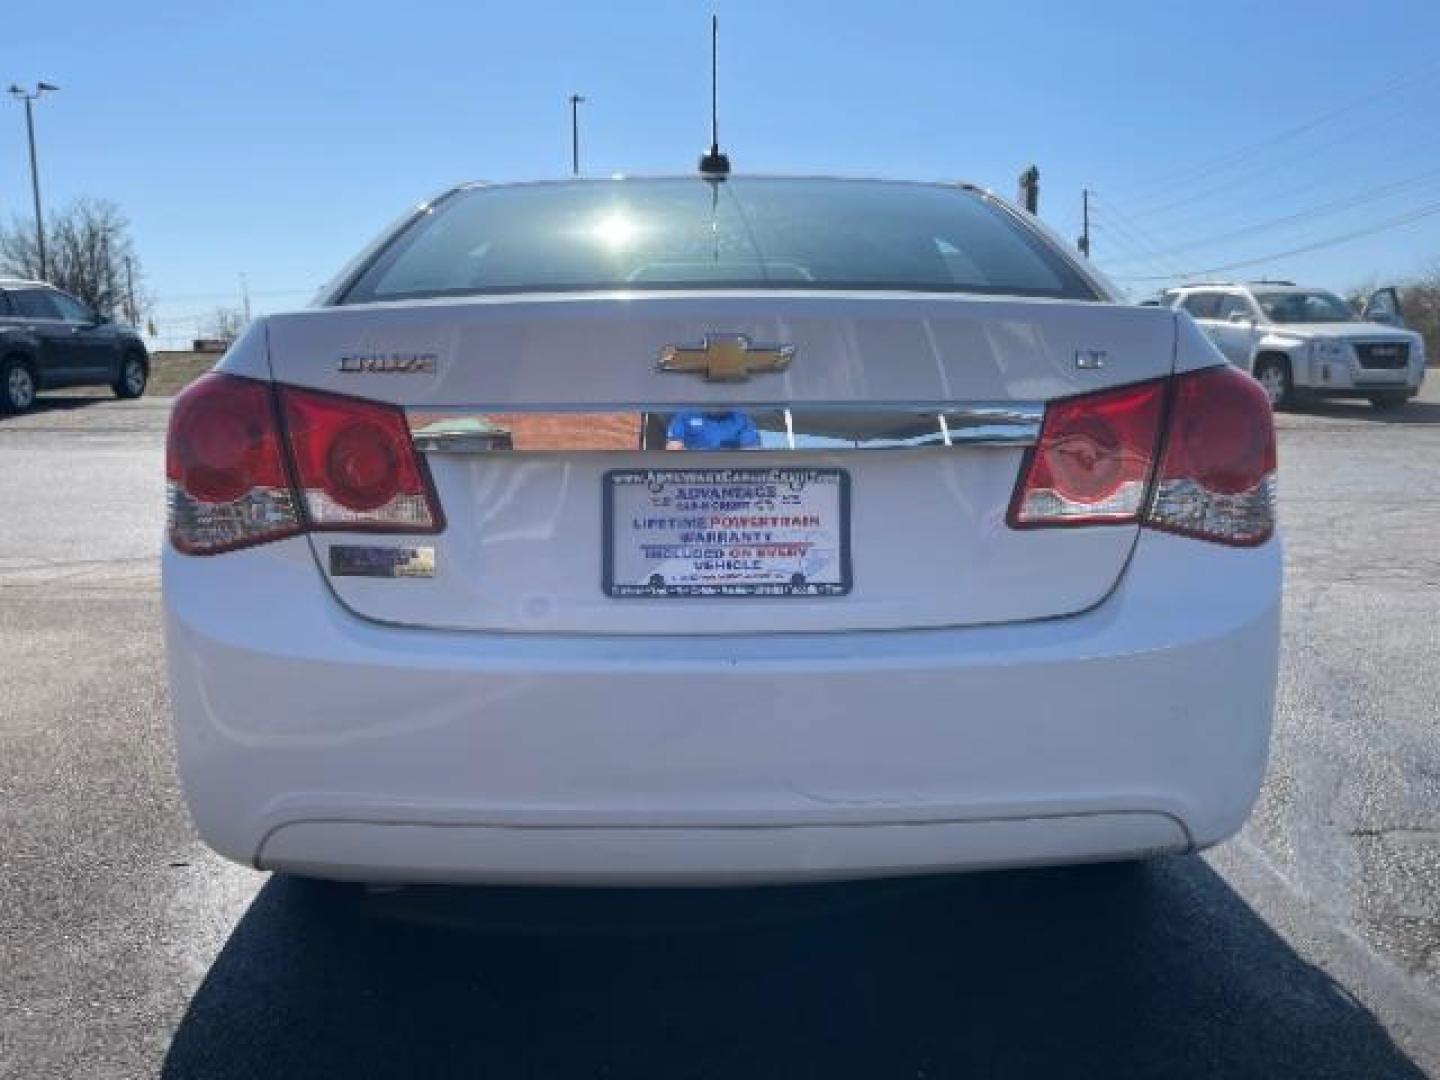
(408, 404), (1043, 454)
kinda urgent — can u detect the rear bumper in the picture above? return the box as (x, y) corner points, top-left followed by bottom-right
(164, 530), (1281, 885)
(260, 815), (1187, 885)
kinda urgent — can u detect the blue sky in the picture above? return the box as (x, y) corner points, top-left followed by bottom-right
(4, 0), (1439, 338)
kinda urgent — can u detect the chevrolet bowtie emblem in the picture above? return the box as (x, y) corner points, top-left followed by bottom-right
(656, 334), (795, 382)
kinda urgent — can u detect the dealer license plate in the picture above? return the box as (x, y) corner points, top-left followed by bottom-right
(604, 468), (851, 598)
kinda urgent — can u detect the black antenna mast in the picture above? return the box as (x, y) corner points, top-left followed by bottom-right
(698, 14), (731, 177)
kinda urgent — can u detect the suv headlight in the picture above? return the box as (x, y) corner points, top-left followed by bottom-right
(1312, 340), (1347, 362)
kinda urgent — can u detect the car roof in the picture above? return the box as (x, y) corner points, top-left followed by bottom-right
(425, 175), (999, 210)
(449, 174), (985, 188)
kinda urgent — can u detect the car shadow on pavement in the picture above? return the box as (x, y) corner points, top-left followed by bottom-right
(160, 855), (1426, 1079)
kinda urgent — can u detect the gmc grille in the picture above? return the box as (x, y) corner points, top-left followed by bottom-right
(1355, 342), (1409, 370)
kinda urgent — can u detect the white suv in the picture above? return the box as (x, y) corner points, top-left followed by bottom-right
(1160, 282), (1425, 409)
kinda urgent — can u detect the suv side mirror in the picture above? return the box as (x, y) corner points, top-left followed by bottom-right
(1227, 310), (1253, 325)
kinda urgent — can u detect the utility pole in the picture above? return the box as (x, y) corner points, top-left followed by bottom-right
(8, 82), (59, 280)
(1016, 165), (1039, 214)
(124, 256), (137, 325)
(101, 229), (113, 316)
(1078, 188), (1091, 259)
(239, 272), (252, 323)
(569, 93), (586, 176)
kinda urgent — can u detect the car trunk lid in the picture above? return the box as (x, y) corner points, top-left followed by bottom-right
(265, 292), (1176, 633)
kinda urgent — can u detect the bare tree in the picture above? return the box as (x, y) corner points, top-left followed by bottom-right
(1399, 264), (1440, 364)
(0, 197), (147, 321)
(204, 306), (245, 343)
(1347, 272), (1440, 363)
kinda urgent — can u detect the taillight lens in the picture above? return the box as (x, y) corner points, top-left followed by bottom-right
(279, 385), (442, 531)
(1008, 365), (1276, 547)
(167, 375), (442, 555)
(1008, 380), (1166, 527)
(1145, 365), (1276, 546)
(167, 374), (301, 554)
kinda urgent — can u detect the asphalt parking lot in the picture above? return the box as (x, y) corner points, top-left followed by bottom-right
(2, 386), (1438, 1079)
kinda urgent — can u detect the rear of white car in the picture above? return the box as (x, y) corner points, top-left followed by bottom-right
(164, 178), (1280, 885)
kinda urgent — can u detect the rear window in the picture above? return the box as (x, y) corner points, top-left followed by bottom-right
(339, 178), (1098, 304)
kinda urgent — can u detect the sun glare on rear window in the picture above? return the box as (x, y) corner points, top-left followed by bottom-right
(338, 178), (1098, 304)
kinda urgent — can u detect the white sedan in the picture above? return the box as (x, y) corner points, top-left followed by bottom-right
(164, 176), (1280, 885)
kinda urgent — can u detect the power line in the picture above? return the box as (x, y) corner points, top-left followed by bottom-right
(1085, 214), (1175, 274)
(1113, 58), (1440, 209)
(1120, 96), (1440, 226)
(1116, 133), (1440, 240)
(1088, 219), (1184, 281)
(1097, 165), (1440, 268)
(1086, 194), (1192, 278)
(1087, 222), (1175, 281)
(1111, 198), (1440, 283)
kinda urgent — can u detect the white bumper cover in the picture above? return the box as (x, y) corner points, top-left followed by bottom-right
(164, 531), (1281, 885)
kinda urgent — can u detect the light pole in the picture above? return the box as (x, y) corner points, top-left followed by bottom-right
(7, 82), (59, 280)
(569, 93), (586, 176)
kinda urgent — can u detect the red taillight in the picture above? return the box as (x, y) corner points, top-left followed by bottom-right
(1008, 365), (1276, 547)
(166, 374), (301, 554)
(1145, 365), (1276, 547)
(1008, 380), (1166, 528)
(279, 385), (442, 531)
(167, 374), (442, 555)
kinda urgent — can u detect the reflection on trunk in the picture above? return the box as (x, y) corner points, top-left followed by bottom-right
(409, 406), (1043, 454)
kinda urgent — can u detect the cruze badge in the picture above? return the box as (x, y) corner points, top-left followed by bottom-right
(657, 334), (794, 382)
(337, 352), (438, 375)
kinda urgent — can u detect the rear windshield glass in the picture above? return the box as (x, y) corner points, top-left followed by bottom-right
(339, 178), (1098, 304)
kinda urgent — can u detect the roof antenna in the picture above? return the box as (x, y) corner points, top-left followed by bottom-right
(697, 15), (731, 177)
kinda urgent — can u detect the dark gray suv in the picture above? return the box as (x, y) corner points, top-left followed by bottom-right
(0, 278), (150, 413)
